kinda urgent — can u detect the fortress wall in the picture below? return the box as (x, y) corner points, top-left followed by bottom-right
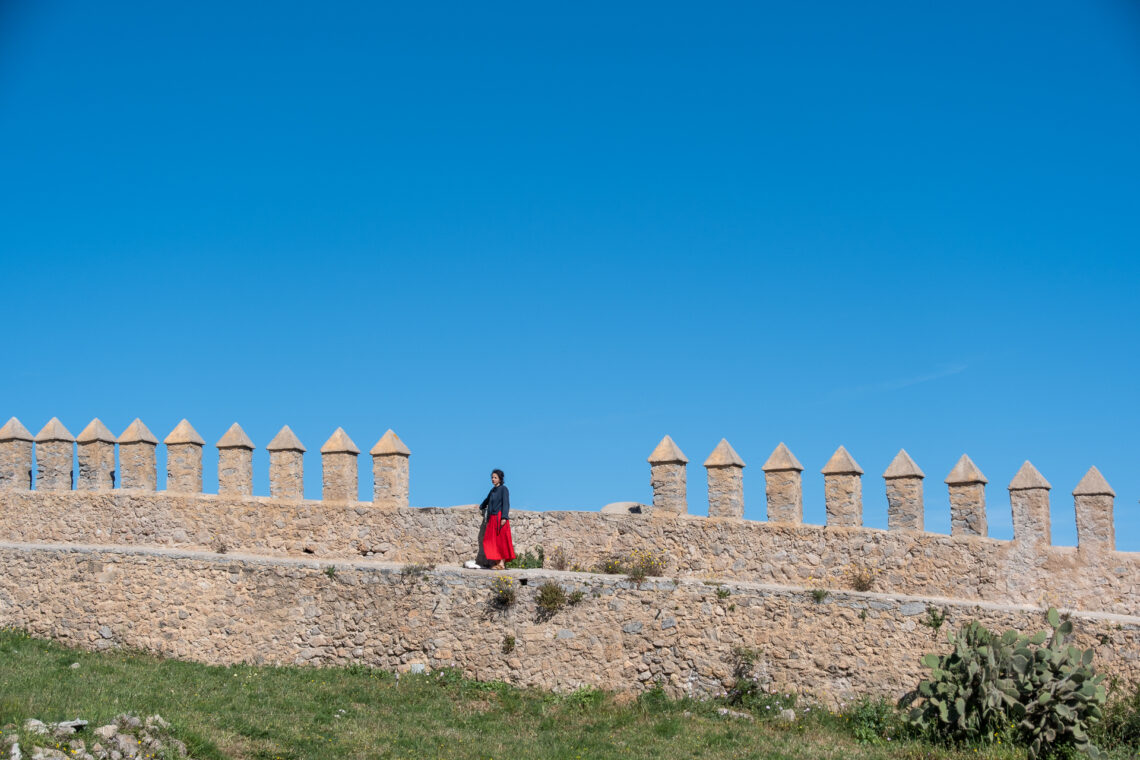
(1, 542), (1138, 703)
(1, 490), (1138, 616)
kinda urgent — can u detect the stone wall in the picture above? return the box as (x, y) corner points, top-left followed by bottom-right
(0, 490), (1137, 616)
(2, 541), (1138, 703)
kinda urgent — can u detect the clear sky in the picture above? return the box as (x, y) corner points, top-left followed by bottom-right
(2, 1), (1138, 548)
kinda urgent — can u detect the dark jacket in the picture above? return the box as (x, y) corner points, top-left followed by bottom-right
(479, 484), (510, 522)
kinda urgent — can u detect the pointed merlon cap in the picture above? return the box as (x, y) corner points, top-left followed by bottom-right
(35, 417), (75, 443)
(371, 429), (410, 457)
(1073, 466), (1115, 497)
(761, 442), (803, 472)
(267, 425), (306, 453)
(883, 449), (925, 479)
(0, 417), (33, 442)
(1008, 461), (1051, 491)
(648, 435), (688, 464)
(945, 454), (987, 485)
(216, 423), (255, 450)
(77, 418), (116, 444)
(821, 445), (863, 475)
(320, 427), (360, 455)
(164, 419), (205, 446)
(118, 418), (158, 445)
(703, 438), (745, 468)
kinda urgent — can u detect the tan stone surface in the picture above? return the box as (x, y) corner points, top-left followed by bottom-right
(650, 462), (686, 515)
(76, 418), (115, 444)
(703, 439), (744, 468)
(0, 418), (33, 492)
(948, 482), (987, 537)
(320, 428), (359, 454)
(885, 478), (924, 532)
(267, 425), (306, 452)
(824, 473), (862, 527)
(164, 419), (205, 446)
(118, 420), (157, 491)
(77, 421), (116, 492)
(821, 446), (862, 475)
(706, 466), (743, 519)
(761, 442), (803, 473)
(882, 449), (924, 480)
(1009, 461), (1051, 491)
(945, 454), (987, 485)
(370, 429), (410, 457)
(323, 452), (358, 502)
(118, 419), (158, 445)
(216, 423), (255, 450)
(372, 451), (409, 508)
(4, 489), (1140, 616)
(270, 450), (304, 500)
(34, 417), (75, 443)
(1074, 468), (1115, 554)
(33, 419), (75, 492)
(647, 435), (687, 464)
(1, 542), (1138, 702)
(218, 449), (253, 497)
(763, 469), (802, 523)
(1008, 462), (1051, 549)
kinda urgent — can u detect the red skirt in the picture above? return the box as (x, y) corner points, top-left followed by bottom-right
(482, 513), (516, 562)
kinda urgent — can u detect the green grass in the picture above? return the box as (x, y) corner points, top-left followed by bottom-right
(0, 628), (1074, 760)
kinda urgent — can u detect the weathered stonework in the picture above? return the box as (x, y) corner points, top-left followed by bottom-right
(1, 542), (1137, 703)
(216, 423), (254, 497)
(822, 446), (862, 527)
(883, 449), (924, 532)
(371, 429), (410, 508)
(267, 426), (305, 500)
(164, 419), (205, 494)
(704, 439), (744, 519)
(76, 418), (116, 491)
(1074, 466), (1115, 554)
(1009, 461), (1051, 550)
(648, 436), (687, 515)
(945, 454), (987, 537)
(0, 417), (33, 492)
(761, 443), (803, 524)
(117, 419), (158, 490)
(34, 418), (74, 491)
(321, 428), (359, 502)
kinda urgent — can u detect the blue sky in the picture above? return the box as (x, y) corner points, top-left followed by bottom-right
(2, 1), (1138, 548)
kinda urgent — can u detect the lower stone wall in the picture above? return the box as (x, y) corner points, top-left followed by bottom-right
(1, 491), (1138, 616)
(1, 541), (1138, 703)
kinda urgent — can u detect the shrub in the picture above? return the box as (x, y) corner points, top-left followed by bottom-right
(546, 546), (569, 571)
(568, 589), (585, 605)
(810, 588), (829, 603)
(598, 556), (625, 574)
(490, 576), (516, 607)
(506, 547), (544, 569)
(847, 565), (876, 592)
(627, 548), (667, 577)
(625, 564), (648, 585)
(842, 696), (911, 745)
(536, 581), (567, 618)
(903, 608), (1106, 759)
(715, 587), (731, 600)
(1094, 679), (1140, 752)
(323, 566), (337, 578)
(501, 634), (516, 654)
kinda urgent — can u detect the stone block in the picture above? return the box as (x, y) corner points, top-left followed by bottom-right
(371, 429), (410, 507)
(648, 435), (687, 515)
(217, 423), (254, 496)
(1008, 461), (1051, 550)
(822, 446), (862, 527)
(0, 417), (33, 491)
(945, 454), (987, 537)
(761, 442), (803, 523)
(164, 419), (204, 494)
(1074, 466), (1115, 554)
(883, 450), (924, 532)
(76, 418), (116, 491)
(267, 425), (306, 500)
(704, 439), (744, 519)
(34, 417), (75, 491)
(321, 427), (359, 502)
(118, 419), (158, 490)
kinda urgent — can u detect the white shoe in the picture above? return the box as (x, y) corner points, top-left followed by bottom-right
(463, 560), (480, 570)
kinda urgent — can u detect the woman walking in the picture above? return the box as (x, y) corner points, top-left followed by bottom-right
(478, 469), (515, 570)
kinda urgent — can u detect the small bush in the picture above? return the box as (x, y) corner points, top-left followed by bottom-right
(847, 565), (876, 592)
(810, 588), (829, 603)
(536, 581), (567, 618)
(400, 562), (434, 578)
(568, 589), (585, 605)
(921, 605), (947, 632)
(490, 576), (516, 607)
(501, 634), (516, 654)
(627, 548), (667, 577)
(323, 566), (337, 578)
(598, 556), (625, 574)
(842, 696), (910, 745)
(1094, 680), (1140, 752)
(506, 547), (544, 569)
(546, 546), (569, 571)
(625, 564), (648, 585)
(715, 587), (731, 600)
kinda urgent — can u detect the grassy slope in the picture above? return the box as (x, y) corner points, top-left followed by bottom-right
(0, 629), (1030, 760)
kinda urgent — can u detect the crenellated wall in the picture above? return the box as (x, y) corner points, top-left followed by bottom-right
(1, 414), (1138, 700)
(1, 541), (1139, 702)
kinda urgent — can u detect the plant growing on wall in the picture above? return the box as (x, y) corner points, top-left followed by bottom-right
(490, 576), (516, 608)
(536, 581), (567, 620)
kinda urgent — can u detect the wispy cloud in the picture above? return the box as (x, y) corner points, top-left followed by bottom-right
(828, 363), (969, 401)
